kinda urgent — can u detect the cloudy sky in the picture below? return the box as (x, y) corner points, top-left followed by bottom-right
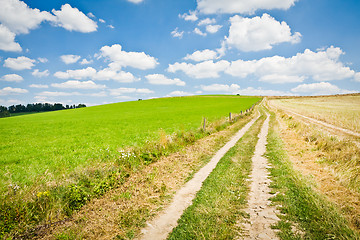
(0, 0), (360, 106)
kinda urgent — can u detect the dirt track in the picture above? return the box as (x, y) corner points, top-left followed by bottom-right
(242, 113), (279, 240)
(140, 109), (281, 240)
(138, 113), (260, 240)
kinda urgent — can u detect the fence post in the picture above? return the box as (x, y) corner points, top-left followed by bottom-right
(240, 110), (242, 115)
(203, 117), (206, 131)
(229, 112), (232, 122)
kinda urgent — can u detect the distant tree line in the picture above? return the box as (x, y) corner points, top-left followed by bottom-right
(0, 103), (86, 118)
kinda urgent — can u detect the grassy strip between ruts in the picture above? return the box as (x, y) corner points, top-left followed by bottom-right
(266, 109), (360, 239)
(167, 109), (266, 239)
(1, 109), (257, 239)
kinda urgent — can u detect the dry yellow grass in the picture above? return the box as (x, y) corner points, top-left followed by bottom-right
(270, 95), (360, 133)
(274, 109), (360, 232)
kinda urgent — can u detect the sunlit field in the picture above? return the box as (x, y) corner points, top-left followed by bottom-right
(0, 95), (260, 193)
(270, 95), (360, 132)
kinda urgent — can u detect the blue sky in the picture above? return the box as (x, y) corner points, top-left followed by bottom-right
(0, 0), (360, 106)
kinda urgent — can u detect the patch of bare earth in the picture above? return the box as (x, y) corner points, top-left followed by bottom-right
(241, 113), (280, 240)
(276, 111), (360, 232)
(38, 114), (255, 240)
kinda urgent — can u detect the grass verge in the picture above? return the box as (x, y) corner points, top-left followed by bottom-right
(3, 110), (258, 239)
(167, 110), (265, 239)
(48, 108), (259, 240)
(266, 109), (359, 239)
(278, 112), (360, 192)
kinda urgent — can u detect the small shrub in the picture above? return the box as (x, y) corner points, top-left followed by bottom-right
(93, 181), (110, 197)
(304, 135), (317, 143)
(288, 121), (298, 129)
(0, 202), (20, 237)
(64, 185), (88, 215)
(141, 152), (154, 165)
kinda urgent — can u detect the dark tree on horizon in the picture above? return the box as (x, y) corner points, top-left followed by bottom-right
(0, 103), (87, 118)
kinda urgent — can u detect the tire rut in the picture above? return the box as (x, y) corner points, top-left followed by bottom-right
(242, 112), (280, 240)
(138, 113), (260, 240)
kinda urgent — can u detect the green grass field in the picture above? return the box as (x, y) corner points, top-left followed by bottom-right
(0, 95), (260, 194)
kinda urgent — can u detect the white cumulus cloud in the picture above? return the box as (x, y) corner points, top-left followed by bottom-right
(225, 14), (301, 52)
(126, 0), (145, 3)
(145, 74), (185, 86)
(109, 87), (154, 96)
(200, 84), (292, 96)
(225, 46), (358, 83)
(198, 18), (216, 26)
(94, 68), (139, 83)
(1, 74), (23, 82)
(51, 80), (106, 89)
(87, 12), (95, 18)
(37, 57), (48, 63)
(0, 0), (54, 34)
(179, 10), (198, 21)
(32, 69), (49, 77)
(0, 24), (21, 52)
(291, 82), (356, 95)
(54, 66), (139, 83)
(29, 84), (49, 88)
(80, 59), (93, 65)
(0, 1), (97, 51)
(184, 49), (218, 62)
(355, 73), (360, 82)
(37, 91), (82, 97)
(201, 83), (240, 93)
(54, 67), (97, 79)
(166, 91), (193, 97)
(0, 86), (28, 95)
(197, 0), (298, 14)
(206, 24), (222, 34)
(100, 44), (158, 70)
(259, 74), (305, 84)
(194, 27), (207, 36)
(61, 54), (81, 64)
(51, 4), (97, 33)
(4, 56), (35, 70)
(171, 27), (184, 39)
(236, 87), (293, 96)
(0, 98), (23, 106)
(168, 60), (230, 79)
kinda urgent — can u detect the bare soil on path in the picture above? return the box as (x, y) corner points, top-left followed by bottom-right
(242, 113), (280, 240)
(138, 113), (260, 240)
